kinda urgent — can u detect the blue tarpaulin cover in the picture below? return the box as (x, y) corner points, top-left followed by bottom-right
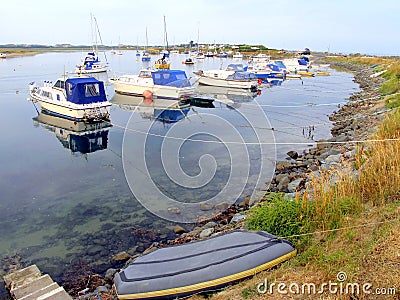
(65, 78), (107, 104)
(152, 70), (191, 87)
(275, 61), (287, 69)
(267, 63), (281, 72)
(298, 59), (308, 66)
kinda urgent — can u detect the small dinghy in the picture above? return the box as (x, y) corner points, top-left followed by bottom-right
(114, 230), (296, 299)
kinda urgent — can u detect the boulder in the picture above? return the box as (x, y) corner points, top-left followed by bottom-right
(199, 228), (214, 239)
(173, 225), (187, 235)
(230, 213), (246, 224)
(199, 202), (213, 211)
(288, 178), (304, 193)
(286, 150), (299, 159)
(104, 268), (118, 281)
(112, 251), (131, 262)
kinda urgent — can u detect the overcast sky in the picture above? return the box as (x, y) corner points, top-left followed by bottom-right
(1, 0), (399, 55)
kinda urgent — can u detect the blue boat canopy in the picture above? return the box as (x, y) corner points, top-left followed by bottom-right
(152, 70), (191, 87)
(65, 78), (107, 104)
(267, 63), (281, 72)
(274, 61), (287, 69)
(298, 58), (308, 66)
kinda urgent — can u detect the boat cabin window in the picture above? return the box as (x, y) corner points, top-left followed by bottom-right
(41, 90), (53, 99)
(84, 83), (100, 97)
(139, 71), (152, 78)
(66, 82), (73, 95)
(54, 80), (65, 89)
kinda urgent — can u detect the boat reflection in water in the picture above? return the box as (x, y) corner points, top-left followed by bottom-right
(111, 93), (190, 123)
(197, 85), (259, 107)
(33, 112), (111, 155)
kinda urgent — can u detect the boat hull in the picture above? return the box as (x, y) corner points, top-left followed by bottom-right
(110, 79), (196, 100)
(75, 64), (108, 74)
(31, 95), (110, 121)
(114, 231), (296, 300)
(198, 75), (257, 90)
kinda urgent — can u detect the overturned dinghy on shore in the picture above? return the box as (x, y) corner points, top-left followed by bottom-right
(114, 230), (296, 299)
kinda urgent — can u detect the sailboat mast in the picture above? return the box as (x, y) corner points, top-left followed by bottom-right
(90, 13), (98, 54)
(145, 27), (148, 51)
(93, 15), (108, 63)
(164, 15), (168, 51)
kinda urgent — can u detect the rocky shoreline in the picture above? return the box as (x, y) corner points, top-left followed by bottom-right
(2, 60), (388, 300)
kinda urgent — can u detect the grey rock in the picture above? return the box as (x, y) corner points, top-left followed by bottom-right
(276, 161), (293, 170)
(277, 175), (290, 192)
(215, 202), (230, 211)
(199, 202), (213, 211)
(288, 178), (304, 193)
(112, 251), (131, 262)
(199, 228), (214, 239)
(324, 154), (342, 164)
(95, 286), (109, 293)
(104, 268), (118, 281)
(203, 221), (217, 229)
(173, 225), (187, 235)
(230, 213), (246, 224)
(287, 150), (299, 159)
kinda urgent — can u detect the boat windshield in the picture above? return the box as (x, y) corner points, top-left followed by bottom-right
(139, 70), (152, 77)
(227, 72), (257, 81)
(152, 70), (191, 87)
(226, 64), (245, 72)
(53, 80), (65, 89)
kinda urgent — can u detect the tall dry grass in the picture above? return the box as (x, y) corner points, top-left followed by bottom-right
(308, 109), (400, 227)
(358, 109), (400, 205)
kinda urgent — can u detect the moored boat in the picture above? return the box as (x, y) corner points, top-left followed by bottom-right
(75, 51), (108, 74)
(110, 69), (196, 100)
(232, 52), (243, 59)
(195, 63), (258, 90)
(75, 15), (108, 74)
(183, 57), (195, 65)
(114, 230), (296, 300)
(28, 77), (111, 122)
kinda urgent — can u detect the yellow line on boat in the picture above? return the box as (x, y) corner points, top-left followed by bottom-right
(117, 249), (297, 299)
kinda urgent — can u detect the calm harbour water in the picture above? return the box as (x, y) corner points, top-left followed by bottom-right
(0, 51), (358, 292)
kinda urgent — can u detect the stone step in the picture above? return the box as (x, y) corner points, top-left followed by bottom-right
(3, 265), (41, 289)
(12, 275), (54, 299)
(37, 286), (71, 300)
(19, 282), (60, 300)
(3, 265), (72, 300)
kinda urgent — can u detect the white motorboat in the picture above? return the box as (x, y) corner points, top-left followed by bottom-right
(28, 77), (111, 122)
(232, 52), (243, 59)
(195, 64), (259, 90)
(282, 57), (310, 72)
(110, 69), (196, 100)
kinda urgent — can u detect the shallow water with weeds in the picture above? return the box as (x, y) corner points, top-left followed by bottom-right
(0, 52), (357, 294)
